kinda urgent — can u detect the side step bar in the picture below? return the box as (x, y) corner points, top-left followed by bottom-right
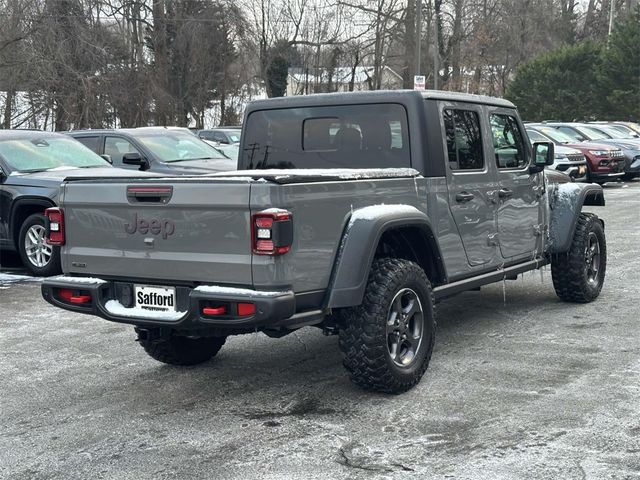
(433, 258), (550, 301)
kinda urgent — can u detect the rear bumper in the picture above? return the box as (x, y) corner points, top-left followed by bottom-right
(41, 276), (300, 331)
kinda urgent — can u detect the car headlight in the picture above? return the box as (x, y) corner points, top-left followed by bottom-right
(588, 150), (608, 156)
(554, 154), (569, 161)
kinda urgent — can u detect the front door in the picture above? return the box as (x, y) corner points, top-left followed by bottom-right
(488, 109), (542, 259)
(443, 104), (499, 267)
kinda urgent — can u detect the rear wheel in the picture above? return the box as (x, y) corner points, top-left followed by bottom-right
(551, 213), (606, 303)
(139, 333), (227, 366)
(18, 213), (61, 276)
(338, 258), (436, 394)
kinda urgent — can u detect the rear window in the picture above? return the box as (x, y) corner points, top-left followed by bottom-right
(242, 104), (410, 169)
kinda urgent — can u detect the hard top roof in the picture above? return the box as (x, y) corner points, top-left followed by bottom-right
(68, 126), (194, 136)
(0, 130), (67, 141)
(246, 89), (515, 110)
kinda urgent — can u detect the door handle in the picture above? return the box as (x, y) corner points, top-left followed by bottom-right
(455, 192), (475, 203)
(498, 188), (513, 198)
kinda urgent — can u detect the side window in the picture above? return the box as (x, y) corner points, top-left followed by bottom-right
(490, 113), (528, 169)
(213, 132), (226, 143)
(104, 136), (140, 166)
(443, 109), (484, 170)
(74, 136), (101, 153)
(558, 126), (584, 142)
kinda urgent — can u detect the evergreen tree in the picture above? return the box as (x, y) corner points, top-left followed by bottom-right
(597, 7), (640, 120)
(506, 42), (603, 122)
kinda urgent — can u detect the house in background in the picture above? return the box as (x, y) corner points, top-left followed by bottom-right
(287, 66), (403, 96)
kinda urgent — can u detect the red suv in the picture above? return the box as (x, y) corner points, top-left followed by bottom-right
(527, 124), (625, 184)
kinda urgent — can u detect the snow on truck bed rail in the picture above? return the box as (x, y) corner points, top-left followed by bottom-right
(208, 168), (420, 182)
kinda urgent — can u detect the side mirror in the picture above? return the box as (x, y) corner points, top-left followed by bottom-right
(0, 167), (6, 182)
(534, 141), (554, 165)
(122, 152), (148, 170)
(100, 154), (112, 164)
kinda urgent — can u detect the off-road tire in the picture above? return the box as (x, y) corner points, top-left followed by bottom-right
(551, 213), (606, 303)
(18, 213), (61, 276)
(139, 334), (227, 366)
(338, 258), (436, 394)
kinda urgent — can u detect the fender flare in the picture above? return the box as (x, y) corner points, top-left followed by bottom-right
(548, 183), (605, 254)
(9, 197), (56, 248)
(326, 205), (445, 309)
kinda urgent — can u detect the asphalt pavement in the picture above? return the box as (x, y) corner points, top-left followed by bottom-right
(1, 181), (639, 479)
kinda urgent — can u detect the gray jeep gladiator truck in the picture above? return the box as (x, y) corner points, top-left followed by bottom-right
(42, 91), (606, 393)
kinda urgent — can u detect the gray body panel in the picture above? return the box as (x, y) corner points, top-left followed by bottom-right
(60, 179), (253, 285)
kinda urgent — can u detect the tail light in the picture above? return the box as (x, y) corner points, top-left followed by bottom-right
(252, 209), (293, 255)
(45, 207), (65, 245)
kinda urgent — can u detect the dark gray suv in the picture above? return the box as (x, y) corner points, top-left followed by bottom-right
(0, 130), (154, 276)
(68, 127), (236, 174)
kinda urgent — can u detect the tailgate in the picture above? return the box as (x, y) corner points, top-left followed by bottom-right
(59, 178), (252, 285)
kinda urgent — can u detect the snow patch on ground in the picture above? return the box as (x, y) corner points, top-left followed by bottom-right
(0, 273), (41, 284)
(348, 204), (419, 227)
(50, 275), (107, 285)
(194, 285), (289, 297)
(104, 300), (186, 321)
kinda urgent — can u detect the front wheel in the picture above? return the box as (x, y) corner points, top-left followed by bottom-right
(18, 213), (61, 276)
(339, 258), (436, 394)
(551, 213), (606, 303)
(139, 333), (227, 366)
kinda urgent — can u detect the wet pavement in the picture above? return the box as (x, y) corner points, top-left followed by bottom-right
(1, 181), (639, 479)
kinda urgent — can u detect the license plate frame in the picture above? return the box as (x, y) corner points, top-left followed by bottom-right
(134, 285), (177, 312)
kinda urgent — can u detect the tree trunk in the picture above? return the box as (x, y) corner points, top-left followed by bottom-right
(3, 88), (14, 129)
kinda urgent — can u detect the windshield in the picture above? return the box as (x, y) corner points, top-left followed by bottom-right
(535, 127), (576, 144)
(136, 132), (227, 162)
(214, 144), (239, 161)
(225, 131), (241, 143)
(0, 136), (108, 172)
(575, 126), (610, 140)
(595, 125), (635, 139)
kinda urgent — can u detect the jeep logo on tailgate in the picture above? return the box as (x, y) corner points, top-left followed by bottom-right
(124, 213), (175, 239)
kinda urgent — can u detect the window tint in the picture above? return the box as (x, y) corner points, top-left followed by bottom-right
(490, 114), (528, 169)
(74, 135), (101, 153)
(526, 129), (548, 143)
(557, 126), (584, 142)
(242, 104), (410, 169)
(443, 109), (484, 170)
(104, 137), (140, 166)
(199, 131), (216, 141)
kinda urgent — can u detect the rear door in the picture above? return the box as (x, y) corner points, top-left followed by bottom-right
(488, 108), (542, 259)
(441, 103), (500, 267)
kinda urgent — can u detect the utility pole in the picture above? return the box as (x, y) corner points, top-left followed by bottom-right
(415, 0), (422, 77)
(433, 10), (439, 90)
(607, 0), (615, 38)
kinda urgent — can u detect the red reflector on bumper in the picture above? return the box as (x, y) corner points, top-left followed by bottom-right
(203, 306), (227, 316)
(238, 303), (256, 316)
(58, 289), (91, 304)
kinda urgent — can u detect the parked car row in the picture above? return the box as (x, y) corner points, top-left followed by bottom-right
(524, 121), (640, 184)
(0, 126), (240, 275)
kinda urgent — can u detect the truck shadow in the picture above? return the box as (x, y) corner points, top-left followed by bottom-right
(93, 280), (581, 418)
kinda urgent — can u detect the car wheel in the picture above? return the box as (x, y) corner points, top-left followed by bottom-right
(18, 213), (61, 276)
(338, 258), (436, 394)
(138, 333), (227, 366)
(551, 213), (606, 303)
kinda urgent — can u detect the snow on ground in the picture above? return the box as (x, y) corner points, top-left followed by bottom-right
(0, 273), (42, 285)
